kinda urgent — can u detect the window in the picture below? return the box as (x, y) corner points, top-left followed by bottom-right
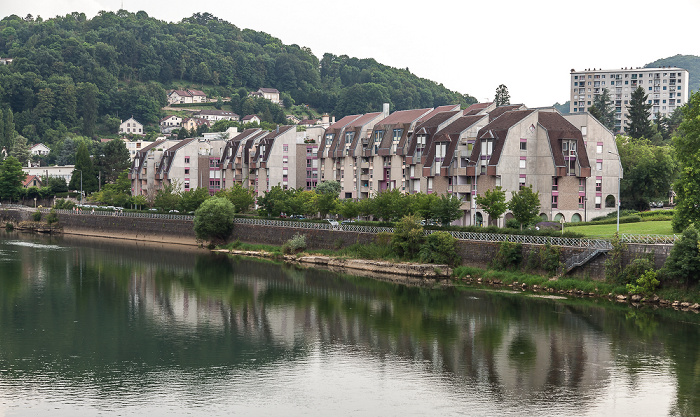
(595, 178), (602, 192)
(595, 196), (602, 209)
(579, 178), (585, 192)
(184, 157), (190, 164)
(552, 177), (558, 191)
(325, 134), (334, 145)
(283, 144), (289, 153)
(519, 158), (526, 169)
(519, 176), (526, 189)
(520, 141), (527, 151)
(578, 196), (585, 209)
(596, 143), (603, 153)
(596, 160), (603, 170)
(184, 168), (189, 175)
(392, 129), (403, 142)
(184, 182), (190, 190)
(374, 130), (383, 142)
(345, 131), (355, 144)
(552, 195), (558, 208)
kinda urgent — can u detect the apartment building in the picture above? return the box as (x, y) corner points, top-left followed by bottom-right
(569, 67), (689, 133)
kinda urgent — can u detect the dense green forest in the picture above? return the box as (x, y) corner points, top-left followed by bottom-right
(645, 54), (700, 94)
(0, 10), (475, 150)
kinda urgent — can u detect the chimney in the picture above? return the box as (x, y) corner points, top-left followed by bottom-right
(331, 116), (335, 123)
(382, 102), (390, 118)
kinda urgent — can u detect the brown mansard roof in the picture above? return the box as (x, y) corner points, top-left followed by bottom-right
(471, 109), (535, 166)
(488, 104), (525, 122)
(435, 115), (487, 136)
(538, 111), (591, 170)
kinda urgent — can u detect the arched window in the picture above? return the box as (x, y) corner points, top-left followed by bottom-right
(554, 213), (564, 223)
(605, 195), (616, 208)
(539, 213), (548, 221)
(475, 212), (483, 227)
(571, 213), (582, 223)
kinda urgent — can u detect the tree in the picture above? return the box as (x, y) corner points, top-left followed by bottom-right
(494, 84), (510, 106)
(315, 180), (340, 217)
(391, 215), (424, 259)
(153, 182), (181, 212)
(626, 87), (653, 139)
(220, 183), (255, 213)
(47, 176), (68, 194)
(617, 136), (676, 211)
(0, 156), (24, 201)
(194, 196), (236, 244)
(77, 82), (99, 137)
(589, 88), (615, 131)
(672, 90), (700, 232)
(9, 135), (30, 166)
(96, 139), (131, 184)
(507, 185), (541, 229)
(179, 187), (210, 213)
(475, 186), (507, 226)
(69, 142), (98, 194)
(431, 194), (463, 226)
(661, 224), (700, 287)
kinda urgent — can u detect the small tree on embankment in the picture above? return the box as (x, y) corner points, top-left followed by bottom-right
(194, 196), (236, 246)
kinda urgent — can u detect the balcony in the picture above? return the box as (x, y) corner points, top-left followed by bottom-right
(452, 184), (472, 193)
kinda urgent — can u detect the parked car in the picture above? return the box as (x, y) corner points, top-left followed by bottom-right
(341, 220), (356, 225)
(326, 219), (340, 227)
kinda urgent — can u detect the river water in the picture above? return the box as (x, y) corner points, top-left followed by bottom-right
(0, 232), (698, 416)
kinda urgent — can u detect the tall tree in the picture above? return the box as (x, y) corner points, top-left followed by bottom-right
(507, 185), (541, 229)
(475, 186), (507, 226)
(9, 135), (30, 166)
(431, 194), (463, 226)
(77, 82), (99, 137)
(626, 86), (653, 139)
(672, 91), (700, 232)
(3, 107), (15, 151)
(69, 142), (98, 194)
(0, 156), (25, 202)
(494, 84), (510, 106)
(588, 88), (615, 131)
(617, 136), (676, 211)
(96, 139), (131, 184)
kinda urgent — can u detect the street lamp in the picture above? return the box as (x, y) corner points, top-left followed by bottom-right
(608, 151), (623, 232)
(75, 169), (83, 204)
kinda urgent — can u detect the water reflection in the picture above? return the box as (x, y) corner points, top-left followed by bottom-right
(0, 232), (698, 416)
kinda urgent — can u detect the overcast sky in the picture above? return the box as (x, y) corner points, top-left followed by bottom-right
(4, 0), (700, 107)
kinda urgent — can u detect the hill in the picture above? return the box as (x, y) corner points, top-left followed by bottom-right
(645, 54), (700, 94)
(0, 10), (476, 148)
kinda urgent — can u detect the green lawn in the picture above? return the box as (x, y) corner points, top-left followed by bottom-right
(565, 220), (675, 237)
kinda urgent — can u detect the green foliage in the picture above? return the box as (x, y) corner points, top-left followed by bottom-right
(589, 88), (615, 131)
(96, 139), (131, 184)
(153, 182), (181, 212)
(193, 196), (236, 243)
(218, 183), (255, 213)
(661, 224), (700, 287)
(0, 156), (24, 201)
(671, 91), (700, 232)
(68, 142), (98, 194)
(282, 233), (307, 254)
(539, 244), (562, 276)
(494, 84), (510, 106)
(617, 135), (676, 211)
(491, 242), (522, 270)
(431, 194), (463, 226)
(507, 185), (541, 229)
(10, 135), (30, 165)
(605, 233), (627, 284)
(418, 231), (460, 266)
(179, 187), (210, 213)
(373, 188), (409, 221)
(32, 210), (42, 222)
(47, 176), (69, 194)
(46, 208), (59, 225)
(627, 269), (660, 296)
(475, 186), (507, 226)
(622, 257), (656, 286)
(91, 169), (130, 207)
(391, 215), (424, 259)
(626, 87), (653, 139)
(54, 199), (75, 210)
(314, 180), (340, 217)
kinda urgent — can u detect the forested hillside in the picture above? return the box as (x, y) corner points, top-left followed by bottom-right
(0, 10), (475, 149)
(645, 54), (699, 94)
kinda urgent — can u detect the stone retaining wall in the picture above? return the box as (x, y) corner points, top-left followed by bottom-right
(0, 208), (673, 280)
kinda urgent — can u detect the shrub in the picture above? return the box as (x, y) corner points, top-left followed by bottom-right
(32, 210), (42, 222)
(54, 199), (76, 210)
(419, 231), (461, 266)
(282, 233), (307, 254)
(605, 233), (627, 283)
(375, 231), (392, 246)
(539, 243), (562, 276)
(46, 209), (59, 225)
(391, 215), (424, 259)
(505, 218), (520, 229)
(627, 269), (660, 295)
(661, 224), (700, 287)
(491, 241), (522, 270)
(193, 197), (236, 244)
(621, 257), (655, 285)
(5, 222), (13, 231)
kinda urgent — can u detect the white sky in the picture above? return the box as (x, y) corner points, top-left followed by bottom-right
(4, 0), (700, 107)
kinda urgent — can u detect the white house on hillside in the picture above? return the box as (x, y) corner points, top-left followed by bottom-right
(30, 143), (51, 156)
(119, 117), (144, 135)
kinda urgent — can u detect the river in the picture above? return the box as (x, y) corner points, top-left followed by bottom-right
(0, 231), (698, 416)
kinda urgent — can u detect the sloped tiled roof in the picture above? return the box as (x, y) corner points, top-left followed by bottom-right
(347, 112), (381, 128)
(471, 109), (535, 166)
(259, 87), (280, 94)
(538, 111), (591, 170)
(375, 108), (432, 126)
(488, 104), (525, 122)
(435, 115), (487, 136)
(418, 105), (461, 122)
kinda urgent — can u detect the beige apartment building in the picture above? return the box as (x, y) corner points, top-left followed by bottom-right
(569, 67), (689, 133)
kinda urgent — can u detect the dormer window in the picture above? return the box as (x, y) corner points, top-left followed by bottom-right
(562, 139), (577, 176)
(325, 134), (334, 145)
(392, 129), (403, 142)
(374, 130), (383, 143)
(415, 135), (426, 157)
(345, 131), (354, 145)
(435, 143), (447, 163)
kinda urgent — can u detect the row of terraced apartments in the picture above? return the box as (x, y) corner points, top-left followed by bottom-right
(130, 103), (622, 226)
